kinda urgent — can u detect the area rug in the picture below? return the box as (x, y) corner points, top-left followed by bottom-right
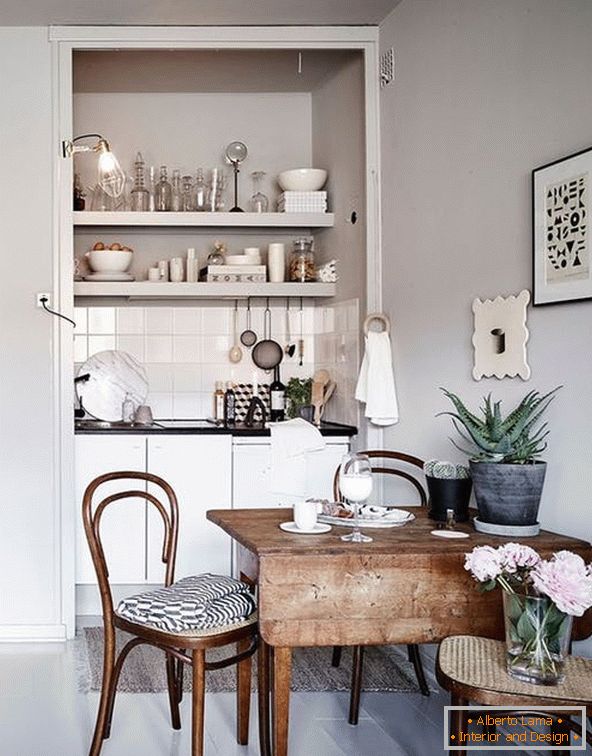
(76, 627), (422, 694)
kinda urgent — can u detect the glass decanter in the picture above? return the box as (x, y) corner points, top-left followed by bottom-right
(181, 175), (194, 211)
(249, 170), (269, 213)
(130, 151), (149, 211)
(215, 171), (228, 211)
(194, 168), (208, 212)
(154, 165), (172, 211)
(339, 452), (374, 543)
(171, 169), (182, 211)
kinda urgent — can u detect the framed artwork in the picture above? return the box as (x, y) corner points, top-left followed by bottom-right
(533, 146), (592, 305)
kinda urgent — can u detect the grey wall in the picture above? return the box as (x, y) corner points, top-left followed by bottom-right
(0, 28), (60, 634)
(379, 0), (592, 541)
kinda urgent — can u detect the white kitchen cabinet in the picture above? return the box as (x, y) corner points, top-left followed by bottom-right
(75, 435), (147, 584)
(146, 435), (232, 582)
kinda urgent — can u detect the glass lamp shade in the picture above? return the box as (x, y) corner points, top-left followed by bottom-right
(97, 142), (125, 198)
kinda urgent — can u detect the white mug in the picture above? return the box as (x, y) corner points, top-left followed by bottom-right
(294, 500), (318, 530)
(148, 267), (160, 282)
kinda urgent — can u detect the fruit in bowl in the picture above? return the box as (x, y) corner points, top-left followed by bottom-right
(278, 168), (328, 192)
(87, 241), (133, 273)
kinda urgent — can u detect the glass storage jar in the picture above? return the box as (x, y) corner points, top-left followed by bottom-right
(289, 238), (316, 282)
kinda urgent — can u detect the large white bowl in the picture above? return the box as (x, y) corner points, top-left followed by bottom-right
(87, 249), (133, 273)
(278, 168), (328, 192)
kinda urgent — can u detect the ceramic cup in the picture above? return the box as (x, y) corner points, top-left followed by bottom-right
(268, 243), (286, 282)
(157, 260), (169, 281)
(294, 500), (318, 530)
(170, 257), (184, 282)
(148, 267), (160, 282)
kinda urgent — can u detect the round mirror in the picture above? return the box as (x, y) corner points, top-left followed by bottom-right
(225, 141), (248, 165)
(76, 350), (148, 422)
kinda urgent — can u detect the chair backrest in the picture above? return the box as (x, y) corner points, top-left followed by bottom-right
(82, 471), (179, 622)
(333, 450), (427, 506)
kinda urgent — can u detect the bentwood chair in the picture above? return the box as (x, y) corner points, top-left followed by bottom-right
(331, 450), (430, 724)
(437, 635), (592, 756)
(82, 471), (258, 756)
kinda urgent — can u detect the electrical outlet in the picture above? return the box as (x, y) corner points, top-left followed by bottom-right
(36, 293), (51, 308)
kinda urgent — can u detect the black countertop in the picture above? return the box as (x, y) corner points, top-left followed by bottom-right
(74, 418), (357, 438)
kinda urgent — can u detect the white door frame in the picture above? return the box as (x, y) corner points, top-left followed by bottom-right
(51, 25), (382, 638)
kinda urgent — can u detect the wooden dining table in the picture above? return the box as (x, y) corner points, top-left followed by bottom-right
(206, 507), (592, 756)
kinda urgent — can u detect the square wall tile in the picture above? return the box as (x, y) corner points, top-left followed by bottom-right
(74, 308), (87, 335)
(145, 364), (173, 392)
(173, 308), (201, 335)
(74, 335), (88, 363)
(145, 335), (172, 363)
(201, 364), (230, 388)
(173, 335), (201, 364)
(173, 364), (202, 392)
(146, 393), (173, 420)
(172, 393), (202, 419)
(202, 306), (232, 335)
(117, 308), (145, 334)
(88, 335), (116, 355)
(88, 308), (116, 334)
(201, 336), (231, 364)
(116, 335), (144, 362)
(145, 308), (173, 335)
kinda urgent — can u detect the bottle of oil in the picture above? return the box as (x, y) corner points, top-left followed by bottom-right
(224, 381), (236, 426)
(213, 381), (225, 423)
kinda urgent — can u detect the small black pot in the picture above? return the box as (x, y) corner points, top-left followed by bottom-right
(426, 476), (473, 522)
(469, 460), (547, 526)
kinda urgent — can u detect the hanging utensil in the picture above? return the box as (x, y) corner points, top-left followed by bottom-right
(284, 298), (296, 357)
(240, 297), (257, 347)
(298, 297), (304, 367)
(319, 380), (337, 421)
(252, 298), (283, 372)
(228, 300), (243, 363)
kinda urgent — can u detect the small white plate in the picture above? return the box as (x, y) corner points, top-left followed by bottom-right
(430, 529), (470, 539)
(84, 272), (135, 282)
(279, 521), (331, 535)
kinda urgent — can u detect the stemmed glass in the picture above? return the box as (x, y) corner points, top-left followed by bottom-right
(339, 452), (373, 543)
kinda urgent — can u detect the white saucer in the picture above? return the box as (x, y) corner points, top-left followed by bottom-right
(84, 272), (135, 282)
(430, 529), (470, 539)
(279, 521), (331, 535)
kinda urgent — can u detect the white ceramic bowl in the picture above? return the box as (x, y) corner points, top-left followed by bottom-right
(225, 254), (261, 265)
(87, 249), (133, 273)
(278, 168), (328, 192)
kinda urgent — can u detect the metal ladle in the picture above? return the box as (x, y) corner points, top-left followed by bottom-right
(229, 301), (243, 363)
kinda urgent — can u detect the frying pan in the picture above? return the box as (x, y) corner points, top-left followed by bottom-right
(252, 300), (283, 371)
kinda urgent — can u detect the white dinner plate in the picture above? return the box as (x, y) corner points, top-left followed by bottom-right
(279, 521), (332, 535)
(430, 529), (470, 539)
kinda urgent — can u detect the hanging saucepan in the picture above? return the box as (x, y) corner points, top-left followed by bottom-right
(252, 300), (283, 371)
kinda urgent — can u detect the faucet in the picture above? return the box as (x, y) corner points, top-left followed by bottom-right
(244, 396), (267, 428)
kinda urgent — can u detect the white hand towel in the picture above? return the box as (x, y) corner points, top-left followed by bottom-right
(355, 330), (399, 426)
(269, 418), (326, 499)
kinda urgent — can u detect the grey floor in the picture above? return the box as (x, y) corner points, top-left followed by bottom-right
(1, 625), (566, 756)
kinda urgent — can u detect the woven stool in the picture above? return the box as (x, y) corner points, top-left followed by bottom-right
(437, 636), (592, 756)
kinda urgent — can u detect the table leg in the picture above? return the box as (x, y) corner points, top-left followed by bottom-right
(272, 646), (292, 756)
(258, 640), (272, 756)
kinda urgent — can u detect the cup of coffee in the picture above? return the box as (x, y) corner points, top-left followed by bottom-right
(294, 500), (318, 530)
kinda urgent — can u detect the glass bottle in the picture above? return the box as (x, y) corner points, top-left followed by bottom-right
(181, 175), (194, 211)
(207, 240), (226, 266)
(154, 165), (172, 211)
(147, 165), (156, 212)
(270, 365), (286, 422)
(224, 381), (236, 427)
(289, 238), (316, 282)
(122, 393), (135, 423)
(194, 168), (207, 212)
(250, 171), (269, 213)
(207, 168), (220, 212)
(171, 169), (182, 211)
(130, 152), (149, 211)
(73, 173), (86, 211)
(215, 171), (228, 211)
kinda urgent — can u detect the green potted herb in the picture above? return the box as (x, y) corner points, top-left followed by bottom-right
(439, 387), (560, 528)
(285, 377), (313, 419)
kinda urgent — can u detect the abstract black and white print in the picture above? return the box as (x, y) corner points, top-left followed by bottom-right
(545, 172), (588, 284)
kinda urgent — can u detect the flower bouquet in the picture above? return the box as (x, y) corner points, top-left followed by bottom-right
(465, 543), (592, 685)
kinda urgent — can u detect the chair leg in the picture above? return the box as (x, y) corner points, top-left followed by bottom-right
(236, 637), (252, 745)
(258, 640), (272, 756)
(331, 645), (342, 668)
(176, 657), (184, 704)
(191, 649), (206, 756)
(450, 693), (467, 756)
(166, 652), (182, 730)
(88, 636), (116, 756)
(407, 643), (430, 697)
(348, 645), (364, 726)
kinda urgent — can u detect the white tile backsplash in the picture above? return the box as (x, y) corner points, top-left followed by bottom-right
(145, 335), (173, 363)
(116, 335), (144, 362)
(145, 308), (173, 335)
(117, 307), (145, 334)
(88, 308), (116, 334)
(172, 308), (201, 335)
(88, 335), (116, 354)
(173, 364), (202, 392)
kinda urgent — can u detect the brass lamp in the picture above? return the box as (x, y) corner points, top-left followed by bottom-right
(62, 133), (125, 198)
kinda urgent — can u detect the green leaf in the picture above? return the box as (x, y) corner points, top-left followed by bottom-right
(516, 610), (537, 642)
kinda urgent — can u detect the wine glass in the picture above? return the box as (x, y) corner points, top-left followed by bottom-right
(339, 452), (373, 543)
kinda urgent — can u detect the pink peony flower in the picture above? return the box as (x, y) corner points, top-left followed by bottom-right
(531, 551), (592, 616)
(464, 546), (503, 582)
(499, 542), (541, 574)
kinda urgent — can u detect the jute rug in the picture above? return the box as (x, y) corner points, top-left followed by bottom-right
(76, 627), (422, 695)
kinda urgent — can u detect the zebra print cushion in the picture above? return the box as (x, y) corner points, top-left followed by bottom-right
(115, 573), (257, 634)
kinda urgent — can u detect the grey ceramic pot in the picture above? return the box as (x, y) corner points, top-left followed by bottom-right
(469, 460), (547, 526)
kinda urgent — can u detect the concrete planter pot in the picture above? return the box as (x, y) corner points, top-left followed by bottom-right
(469, 460), (547, 526)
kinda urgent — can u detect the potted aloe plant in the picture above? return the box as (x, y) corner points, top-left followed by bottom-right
(439, 388), (560, 529)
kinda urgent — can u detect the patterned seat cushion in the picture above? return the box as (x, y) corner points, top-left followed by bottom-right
(115, 573), (257, 635)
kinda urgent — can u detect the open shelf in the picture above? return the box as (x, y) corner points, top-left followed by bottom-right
(73, 211), (334, 229)
(73, 281), (336, 300)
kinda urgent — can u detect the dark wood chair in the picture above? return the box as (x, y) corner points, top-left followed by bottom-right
(437, 635), (592, 756)
(331, 450), (430, 724)
(82, 471), (258, 756)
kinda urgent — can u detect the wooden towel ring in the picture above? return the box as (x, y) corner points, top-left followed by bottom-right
(363, 313), (391, 336)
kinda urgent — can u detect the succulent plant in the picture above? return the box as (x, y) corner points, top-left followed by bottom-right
(439, 387), (561, 464)
(423, 459), (470, 479)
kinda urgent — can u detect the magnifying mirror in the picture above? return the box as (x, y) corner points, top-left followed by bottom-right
(225, 141), (248, 212)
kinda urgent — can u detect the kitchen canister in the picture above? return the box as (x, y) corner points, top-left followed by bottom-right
(268, 243), (286, 282)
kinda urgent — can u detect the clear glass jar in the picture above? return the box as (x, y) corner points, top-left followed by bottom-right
(154, 165), (172, 211)
(171, 169), (182, 211)
(289, 238), (315, 282)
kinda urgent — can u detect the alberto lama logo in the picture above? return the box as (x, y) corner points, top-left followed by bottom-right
(445, 706), (586, 750)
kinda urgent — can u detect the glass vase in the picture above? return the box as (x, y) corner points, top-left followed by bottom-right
(503, 591), (572, 685)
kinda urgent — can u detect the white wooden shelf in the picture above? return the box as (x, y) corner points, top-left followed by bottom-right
(73, 281), (336, 300)
(73, 211), (334, 228)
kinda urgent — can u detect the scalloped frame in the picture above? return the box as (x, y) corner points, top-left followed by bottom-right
(472, 289), (531, 381)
